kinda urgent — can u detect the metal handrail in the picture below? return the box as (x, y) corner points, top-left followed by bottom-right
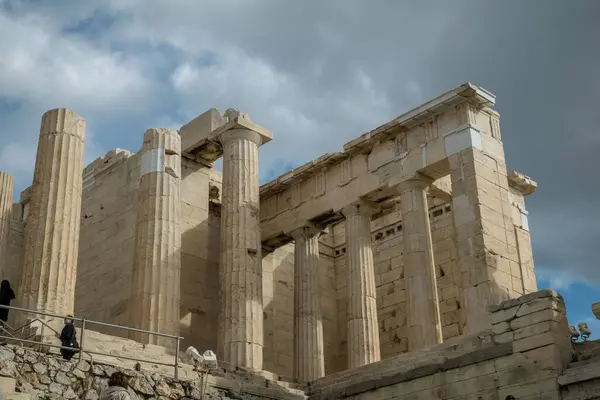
(0, 304), (183, 378)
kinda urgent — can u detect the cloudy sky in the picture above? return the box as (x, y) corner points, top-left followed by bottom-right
(0, 1), (598, 333)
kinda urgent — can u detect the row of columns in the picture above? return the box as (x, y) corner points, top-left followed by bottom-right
(4, 107), (514, 383)
(289, 179), (443, 381)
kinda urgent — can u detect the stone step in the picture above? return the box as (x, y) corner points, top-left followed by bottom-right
(0, 377), (15, 393)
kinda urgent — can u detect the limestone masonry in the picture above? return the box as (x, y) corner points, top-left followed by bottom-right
(2, 82), (598, 399)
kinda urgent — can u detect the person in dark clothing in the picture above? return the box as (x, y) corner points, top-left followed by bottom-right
(56, 315), (79, 361)
(0, 280), (15, 324)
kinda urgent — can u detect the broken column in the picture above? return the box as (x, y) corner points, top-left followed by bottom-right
(217, 110), (272, 369)
(19, 109), (85, 319)
(397, 178), (443, 350)
(129, 128), (182, 346)
(291, 226), (325, 381)
(342, 202), (381, 369)
(0, 172), (14, 275)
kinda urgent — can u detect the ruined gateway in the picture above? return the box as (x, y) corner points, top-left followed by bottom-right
(0, 83), (598, 399)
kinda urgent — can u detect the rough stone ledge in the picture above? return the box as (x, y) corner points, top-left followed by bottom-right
(308, 340), (512, 399)
(558, 359), (600, 387)
(488, 289), (563, 313)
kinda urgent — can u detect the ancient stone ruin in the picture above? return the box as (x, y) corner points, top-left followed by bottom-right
(0, 83), (598, 399)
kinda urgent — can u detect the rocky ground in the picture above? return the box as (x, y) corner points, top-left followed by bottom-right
(0, 344), (301, 399)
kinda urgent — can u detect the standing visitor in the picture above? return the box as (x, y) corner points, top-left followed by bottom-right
(100, 371), (131, 400)
(0, 280), (15, 324)
(56, 315), (79, 360)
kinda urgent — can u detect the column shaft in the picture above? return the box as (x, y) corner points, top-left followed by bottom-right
(0, 173), (14, 275)
(218, 129), (264, 369)
(399, 180), (443, 350)
(19, 109), (85, 320)
(293, 227), (325, 381)
(129, 129), (181, 346)
(343, 203), (380, 369)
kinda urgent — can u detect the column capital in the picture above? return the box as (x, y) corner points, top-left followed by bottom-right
(395, 174), (434, 193)
(290, 224), (322, 240)
(215, 109), (272, 147)
(341, 200), (379, 218)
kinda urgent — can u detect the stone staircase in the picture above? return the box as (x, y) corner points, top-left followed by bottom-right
(36, 328), (196, 378)
(0, 377), (30, 399)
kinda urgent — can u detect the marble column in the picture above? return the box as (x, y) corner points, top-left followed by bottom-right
(217, 110), (271, 369)
(342, 202), (380, 369)
(19, 109), (85, 321)
(0, 172), (14, 276)
(398, 179), (443, 351)
(291, 226), (325, 382)
(129, 128), (181, 346)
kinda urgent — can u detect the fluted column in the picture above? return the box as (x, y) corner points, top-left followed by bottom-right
(0, 173), (14, 275)
(291, 226), (325, 381)
(129, 128), (181, 346)
(19, 109), (85, 321)
(397, 179), (443, 351)
(342, 202), (380, 369)
(218, 110), (271, 369)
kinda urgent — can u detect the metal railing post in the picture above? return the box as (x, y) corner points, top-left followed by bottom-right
(174, 337), (180, 379)
(79, 319), (86, 362)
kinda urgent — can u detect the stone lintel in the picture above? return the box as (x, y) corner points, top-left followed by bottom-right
(593, 302), (600, 320)
(342, 82), (495, 155)
(259, 83), (499, 200)
(260, 153), (345, 198)
(508, 170), (537, 196)
(180, 108), (271, 164)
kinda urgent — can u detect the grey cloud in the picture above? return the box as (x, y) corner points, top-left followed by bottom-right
(1, 0), (599, 284)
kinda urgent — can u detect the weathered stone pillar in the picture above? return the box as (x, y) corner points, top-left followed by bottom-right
(342, 202), (380, 369)
(291, 226), (325, 381)
(217, 110), (271, 369)
(449, 146), (517, 334)
(397, 178), (443, 350)
(129, 128), (181, 346)
(0, 173), (14, 275)
(19, 109), (85, 319)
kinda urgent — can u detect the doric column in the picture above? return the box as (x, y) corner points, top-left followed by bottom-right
(397, 178), (443, 351)
(291, 226), (325, 382)
(217, 110), (271, 369)
(342, 202), (380, 369)
(19, 109), (85, 320)
(0, 173), (14, 275)
(129, 128), (181, 346)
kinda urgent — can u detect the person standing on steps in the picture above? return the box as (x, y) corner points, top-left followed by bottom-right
(0, 280), (15, 324)
(56, 315), (79, 361)
(100, 371), (131, 400)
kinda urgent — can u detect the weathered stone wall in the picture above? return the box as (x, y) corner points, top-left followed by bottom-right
(0, 345), (306, 399)
(309, 290), (573, 399)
